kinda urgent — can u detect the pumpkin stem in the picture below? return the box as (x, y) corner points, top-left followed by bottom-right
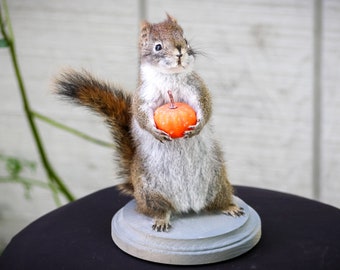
(167, 90), (177, 109)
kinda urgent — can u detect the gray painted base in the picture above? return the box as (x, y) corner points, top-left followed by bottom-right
(111, 196), (261, 265)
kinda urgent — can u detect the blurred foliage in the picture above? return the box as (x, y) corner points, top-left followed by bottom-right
(0, 0), (112, 206)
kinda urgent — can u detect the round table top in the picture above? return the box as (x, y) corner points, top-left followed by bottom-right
(1, 186), (339, 269)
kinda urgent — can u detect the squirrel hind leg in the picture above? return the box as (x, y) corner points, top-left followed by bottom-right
(205, 176), (244, 217)
(134, 190), (174, 232)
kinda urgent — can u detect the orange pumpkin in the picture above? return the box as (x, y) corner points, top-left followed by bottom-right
(154, 90), (197, 139)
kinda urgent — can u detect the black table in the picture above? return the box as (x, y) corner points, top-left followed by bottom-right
(1, 186), (339, 269)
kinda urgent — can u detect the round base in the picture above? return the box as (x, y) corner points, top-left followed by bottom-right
(111, 196), (261, 265)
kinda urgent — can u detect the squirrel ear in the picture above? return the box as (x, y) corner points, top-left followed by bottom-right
(166, 13), (177, 23)
(140, 20), (151, 38)
(140, 20), (151, 31)
(139, 20), (151, 47)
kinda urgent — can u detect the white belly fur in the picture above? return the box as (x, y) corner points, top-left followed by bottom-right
(132, 119), (222, 213)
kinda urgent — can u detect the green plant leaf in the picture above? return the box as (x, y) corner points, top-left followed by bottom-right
(0, 38), (9, 47)
(6, 158), (22, 177)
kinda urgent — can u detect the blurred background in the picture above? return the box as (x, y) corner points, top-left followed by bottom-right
(0, 0), (339, 252)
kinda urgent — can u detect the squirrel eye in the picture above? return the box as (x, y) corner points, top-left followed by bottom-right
(154, 43), (163, 51)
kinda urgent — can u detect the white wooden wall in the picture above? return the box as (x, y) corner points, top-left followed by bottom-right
(0, 0), (339, 251)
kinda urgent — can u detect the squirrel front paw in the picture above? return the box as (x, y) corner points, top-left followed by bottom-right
(184, 119), (202, 138)
(151, 126), (172, 142)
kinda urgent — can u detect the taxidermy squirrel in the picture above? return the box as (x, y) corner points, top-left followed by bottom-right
(55, 14), (244, 231)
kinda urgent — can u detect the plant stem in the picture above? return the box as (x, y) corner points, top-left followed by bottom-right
(32, 111), (114, 148)
(0, 0), (74, 202)
(0, 176), (54, 190)
(0, 176), (62, 206)
(167, 90), (177, 109)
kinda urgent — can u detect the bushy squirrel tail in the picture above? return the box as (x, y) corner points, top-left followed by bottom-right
(54, 69), (134, 194)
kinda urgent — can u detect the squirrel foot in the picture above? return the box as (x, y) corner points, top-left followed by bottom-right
(152, 220), (172, 232)
(222, 204), (245, 217)
(152, 212), (171, 232)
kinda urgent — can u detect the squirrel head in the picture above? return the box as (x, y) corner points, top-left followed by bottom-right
(139, 14), (196, 74)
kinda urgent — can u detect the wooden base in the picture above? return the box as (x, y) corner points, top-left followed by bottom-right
(111, 196), (261, 265)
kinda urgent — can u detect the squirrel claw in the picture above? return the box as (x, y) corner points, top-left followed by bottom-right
(152, 128), (172, 142)
(184, 120), (202, 138)
(222, 204), (245, 217)
(152, 221), (172, 232)
(152, 213), (172, 232)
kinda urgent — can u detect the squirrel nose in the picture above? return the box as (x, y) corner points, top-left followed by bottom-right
(176, 46), (183, 58)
